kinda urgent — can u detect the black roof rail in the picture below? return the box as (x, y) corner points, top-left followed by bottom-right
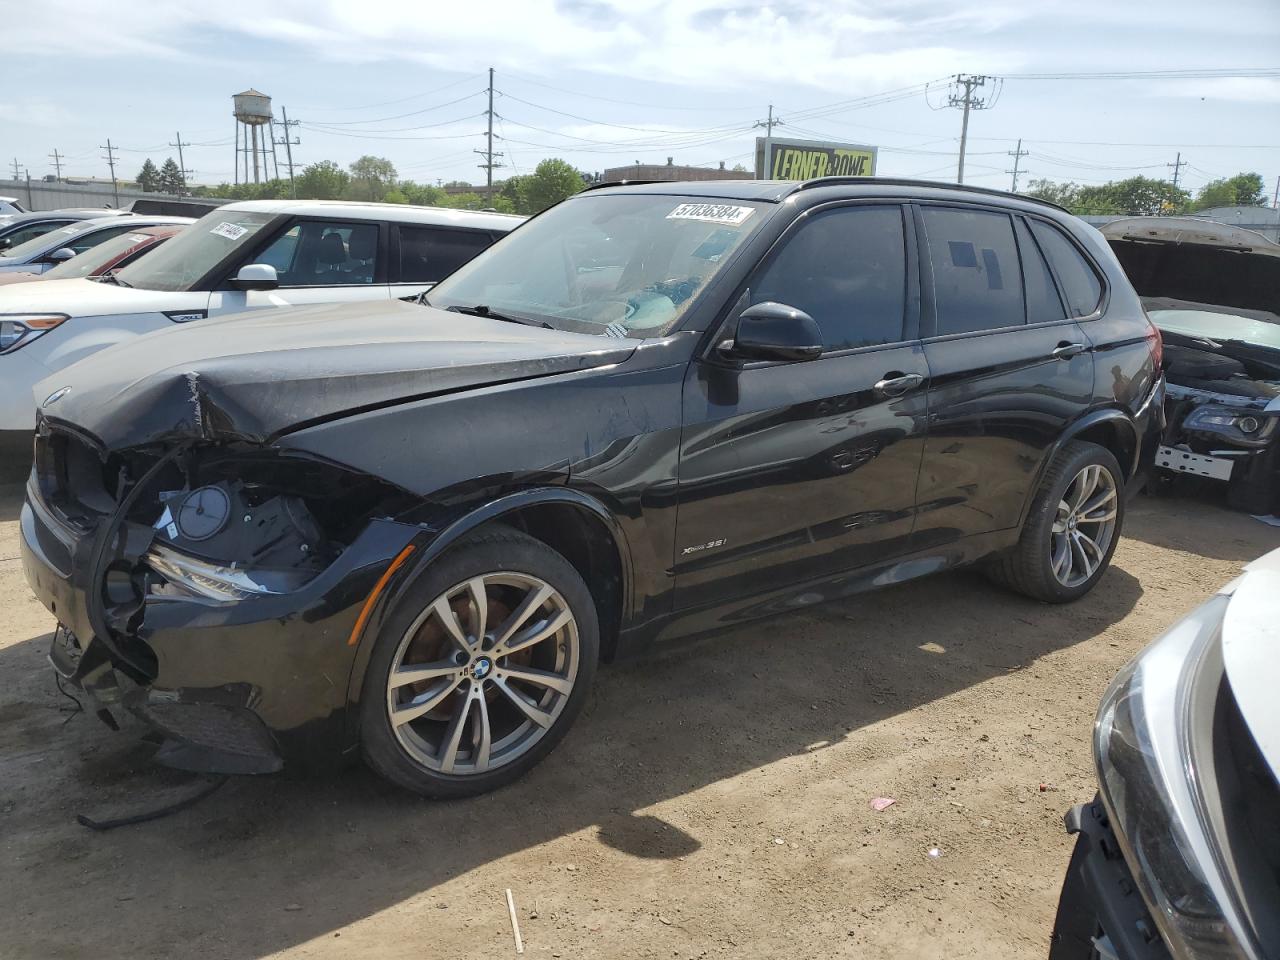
(581, 179), (667, 192)
(790, 176), (1070, 214)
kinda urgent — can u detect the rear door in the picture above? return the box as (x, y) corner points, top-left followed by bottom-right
(674, 202), (929, 610)
(913, 204), (1096, 548)
(208, 217), (391, 316)
(389, 225), (500, 299)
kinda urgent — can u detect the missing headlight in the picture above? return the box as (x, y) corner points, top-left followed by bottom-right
(145, 479), (331, 601)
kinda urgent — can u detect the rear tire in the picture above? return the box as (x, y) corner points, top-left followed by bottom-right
(988, 441), (1124, 603)
(360, 526), (598, 798)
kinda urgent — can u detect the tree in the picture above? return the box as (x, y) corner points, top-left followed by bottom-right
(295, 160), (350, 200)
(135, 159), (160, 193)
(520, 158), (585, 214)
(397, 180), (449, 207)
(1194, 173), (1267, 210)
(1025, 175), (1188, 216)
(347, 155), (397, 201)
(157, 157), (184, 195)
(1025, 178), (1083, 209)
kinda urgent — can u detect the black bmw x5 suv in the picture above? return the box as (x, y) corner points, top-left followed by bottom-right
(20, 178), (1164, 796)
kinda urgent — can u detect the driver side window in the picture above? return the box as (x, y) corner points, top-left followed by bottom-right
(251, 220), (380, 287)
(749, 205), (907, 351)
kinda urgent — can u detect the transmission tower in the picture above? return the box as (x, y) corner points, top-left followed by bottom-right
(945, 75), (996, 185)
(475, 67), (504, 204)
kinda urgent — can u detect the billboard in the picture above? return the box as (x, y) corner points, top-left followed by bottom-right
(755, 136), (878, 180)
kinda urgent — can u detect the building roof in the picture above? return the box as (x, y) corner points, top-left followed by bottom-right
(218, 199), (525, 229)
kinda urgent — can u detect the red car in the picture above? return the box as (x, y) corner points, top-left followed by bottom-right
(0, 224), (185, 286)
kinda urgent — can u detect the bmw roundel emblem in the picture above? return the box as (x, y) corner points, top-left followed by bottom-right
(43, 386), (72, 407)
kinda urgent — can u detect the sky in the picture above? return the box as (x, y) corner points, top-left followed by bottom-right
(4, 0), (1280, 198)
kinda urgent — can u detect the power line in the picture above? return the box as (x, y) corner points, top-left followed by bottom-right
(304, 90), (484, 126)
(1006, 137), (1029, 192)
(293, 73), (483, 113)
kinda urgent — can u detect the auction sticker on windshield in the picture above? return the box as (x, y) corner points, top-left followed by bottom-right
(667, 203), (755, 226)
(210, 222), (249, 241)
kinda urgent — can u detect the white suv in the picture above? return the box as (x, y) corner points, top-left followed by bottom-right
(0, 199), (522, 449)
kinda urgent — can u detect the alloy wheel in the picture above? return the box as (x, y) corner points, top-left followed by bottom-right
(1050, 463), (1119, 588)
(385, 572), (580, 775)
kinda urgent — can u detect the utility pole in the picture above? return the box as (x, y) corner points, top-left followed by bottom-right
(48, 149), (64, 182)
(1273, 174), (1279, 209)
(100, 139), (120, 207)
(753, 105), (785, 177)
(169, 132), (192, 196)
(1006, 138), (1029, 192)
(946, 74), (993, 185)
(1167, 152), (1187, 192)
(275, 107), (301, 198)
(474, 67), (503, 204)
(9, 157), (21, 182)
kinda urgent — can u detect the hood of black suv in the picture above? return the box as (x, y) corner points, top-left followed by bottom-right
(38, 299), (636, 450)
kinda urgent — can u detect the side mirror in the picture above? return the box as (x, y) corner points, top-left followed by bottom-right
(0, 238), (11, 251)
(47, 247), (78, 263)
(719, 302), (823, 363)
(230, 263), (279, 291)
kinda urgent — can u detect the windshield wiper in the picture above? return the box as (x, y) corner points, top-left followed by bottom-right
(444, 303), (553, 329)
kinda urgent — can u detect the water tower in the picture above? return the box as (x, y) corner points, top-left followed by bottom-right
(233, 89), (280, 185)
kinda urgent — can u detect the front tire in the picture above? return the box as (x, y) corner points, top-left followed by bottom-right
(988, 441), (1124, 603)
(360, 526), (599, 798)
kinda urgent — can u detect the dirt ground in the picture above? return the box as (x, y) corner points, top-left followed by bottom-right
(1, 481), (1276, 960)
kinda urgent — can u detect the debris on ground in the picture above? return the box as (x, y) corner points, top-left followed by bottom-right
(869, 797), (896, 812)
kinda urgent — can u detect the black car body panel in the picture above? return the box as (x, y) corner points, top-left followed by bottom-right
(20, 178), (1163, 773)
(1101, 217), (1280, 513)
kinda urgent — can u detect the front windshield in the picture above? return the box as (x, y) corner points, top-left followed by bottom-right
(45, 230), (161, 279)
(0, 222), (89, 261)
(427, 194), (768, 338)
(1149, 308), (1280, 352)
(114, 209), (275, 292)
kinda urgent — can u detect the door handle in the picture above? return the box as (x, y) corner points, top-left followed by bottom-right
(873, 372), (925, 398)
(1051, 341), (1087, 360)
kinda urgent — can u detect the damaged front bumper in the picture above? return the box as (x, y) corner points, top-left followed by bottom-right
(1156, 383), (1280, 514)
(21, 470), (421, 774)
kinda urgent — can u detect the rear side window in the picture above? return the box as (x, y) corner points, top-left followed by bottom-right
(922, 207), (1024, 335)
(399, 227), (494, 283)
(749, 205), (907, 350)
(1029, 220), (1103, 318)
(68, 224), (137, 256)
(3, 220), (73, 248)
(1014, 218), (1065, 323)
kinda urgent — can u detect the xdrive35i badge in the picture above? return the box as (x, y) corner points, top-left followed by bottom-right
(42, 386), (72, 407)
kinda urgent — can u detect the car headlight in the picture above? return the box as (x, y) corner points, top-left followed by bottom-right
(1182, 404), (1277, 447)
(0, 314), (68, 354)
(1095, 592), (1256, 959)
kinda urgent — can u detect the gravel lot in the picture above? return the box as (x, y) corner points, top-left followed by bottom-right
(1, 480), (1276, 960)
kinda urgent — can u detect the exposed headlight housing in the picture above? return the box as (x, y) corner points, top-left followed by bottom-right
(1182, 404), (1277, 447)
(1095, 591), (1259, 959)
(0, 313), (68, 354)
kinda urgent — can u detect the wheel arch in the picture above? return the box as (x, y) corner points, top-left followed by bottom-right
(344, 486), (632, 727)
(1017, 408), (1139, 529)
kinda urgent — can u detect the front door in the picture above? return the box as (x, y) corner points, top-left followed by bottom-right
(674, 203), (929, 610)
(209, 218), (391, 316)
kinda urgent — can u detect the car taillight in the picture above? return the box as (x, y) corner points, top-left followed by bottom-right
(1144, 313), (1163, 372)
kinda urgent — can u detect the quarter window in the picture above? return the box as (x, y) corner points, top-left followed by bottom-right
(67, 224), (137, 256)
(749, 205), (907, 351)
(1029, 220), (1103, 318)
(923, 207), (1024, 335)
(399, 227), (494, 283)
(253, 220), (379, 286)
(1015, 218), (1065, 323)
(3, 221), (73, 247)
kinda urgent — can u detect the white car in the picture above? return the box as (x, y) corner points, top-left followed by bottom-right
(0, 199), (523, 448)
(0, 196), (26, 217)
(0, 215), (193, 276)
(1052, 548), (1280, 959)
